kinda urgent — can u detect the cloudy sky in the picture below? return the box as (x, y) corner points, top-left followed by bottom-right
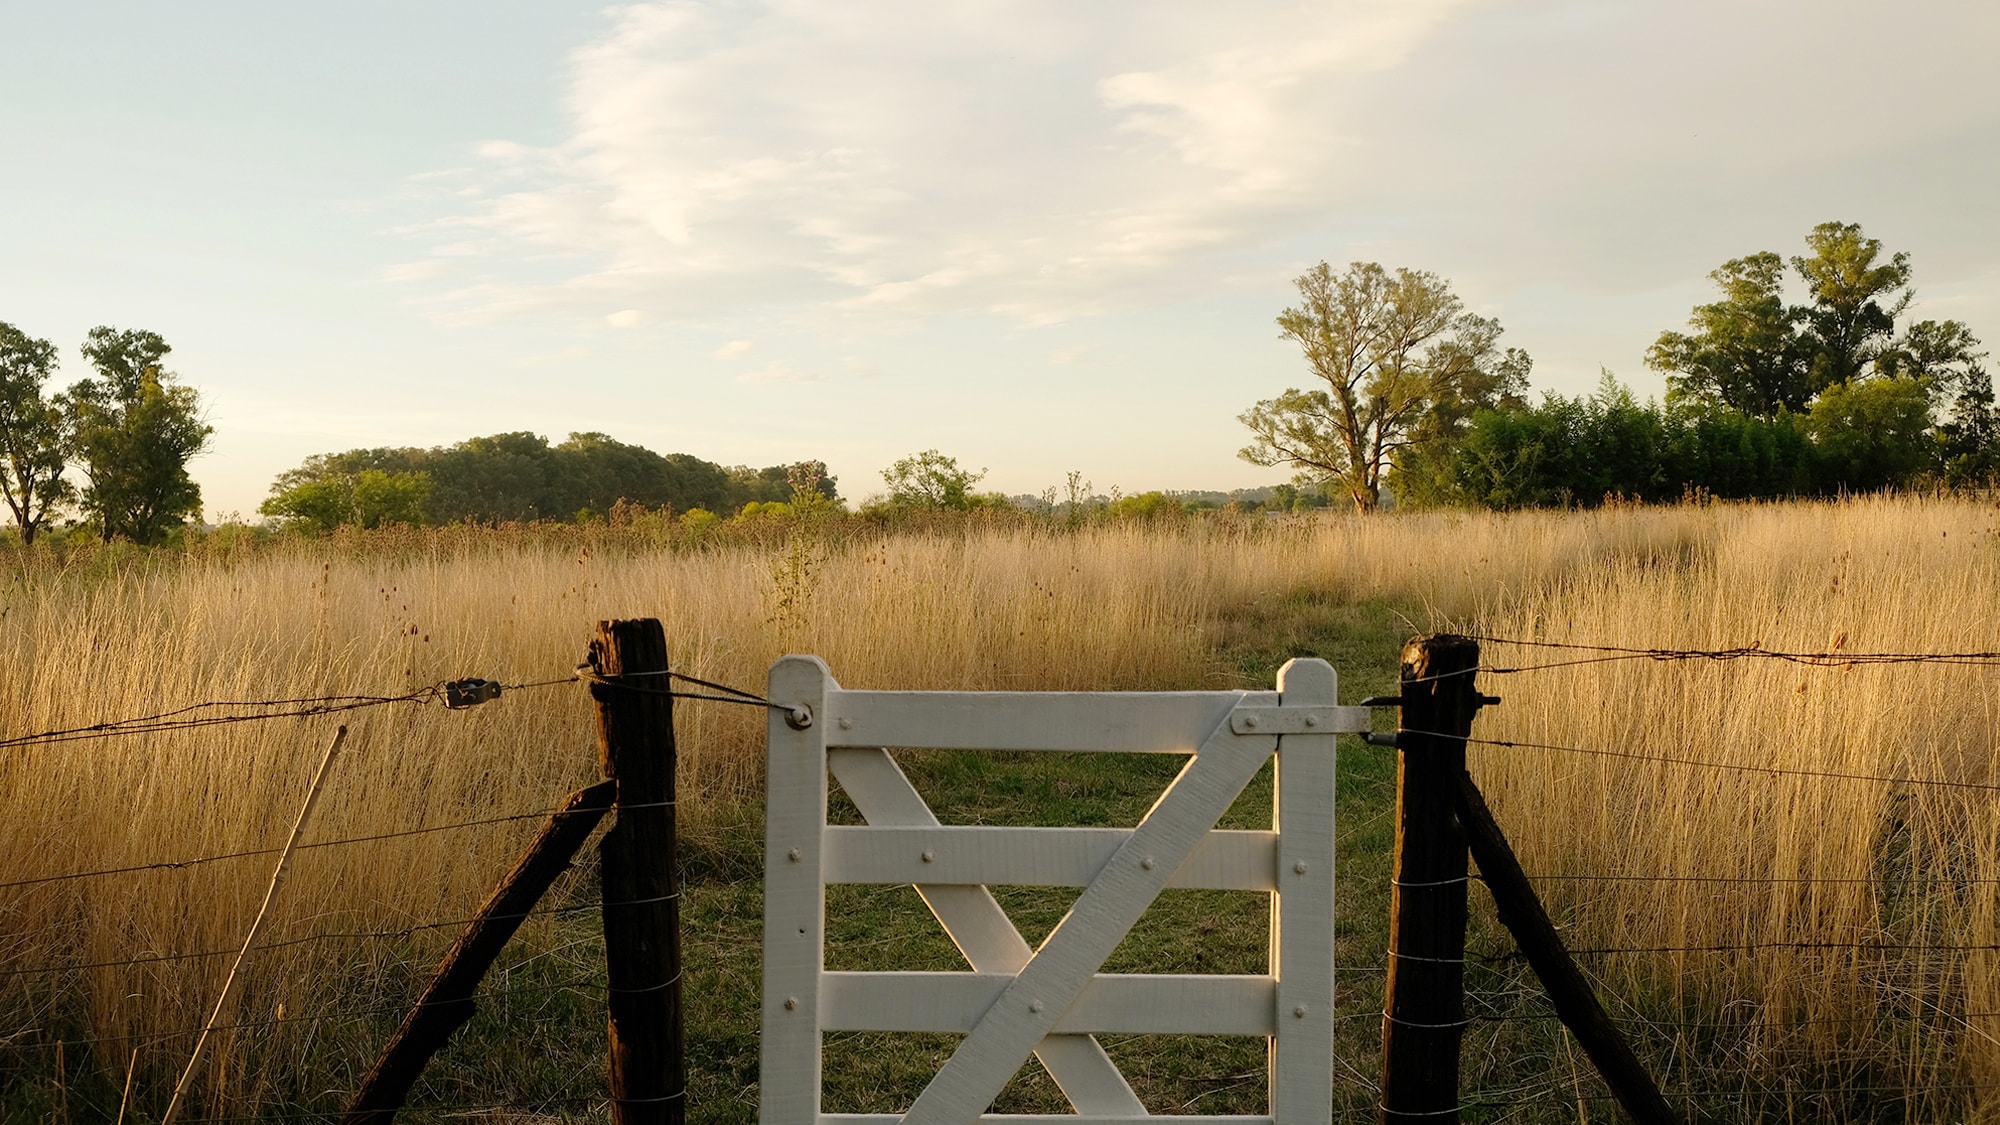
(4, 1), (1996, 517)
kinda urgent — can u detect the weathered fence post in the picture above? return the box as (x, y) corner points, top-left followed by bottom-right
(1379, 634), (1481, 1123)
(589, 619), (684, 1125)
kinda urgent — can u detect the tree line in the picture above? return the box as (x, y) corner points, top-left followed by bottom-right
(0, 324), (211, 545)
(10, 219), (1981, 548)
(1243, 221), (1992, 510)
(259, 433), (839, 532)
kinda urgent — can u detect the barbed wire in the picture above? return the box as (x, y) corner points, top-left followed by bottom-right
(1433, 729), (2000, 795)
(0, 663), (800, 751)
(1456, 1007), (2000, 1031)
(1553, 1079), (1999, 1101)
(1509, 871), (2000, 886)
(1469, 634), (2000, 672)
(0, 674), (580, 750)
(0, 687), (449, 749)
(1477, 938), (2000, 959)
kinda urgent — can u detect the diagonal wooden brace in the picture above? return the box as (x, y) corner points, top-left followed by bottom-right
(828, 748), (1146, 1116)
(899, 709), (1279, 1123)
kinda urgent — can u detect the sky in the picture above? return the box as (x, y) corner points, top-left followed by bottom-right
(3, 1), (1997, 519)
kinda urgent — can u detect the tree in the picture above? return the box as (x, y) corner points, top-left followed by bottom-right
(1936, 369), (2000, 485)
(1238, 261), (1528, 512)
(1412, 372), (1822, 510)
(1803, 378), (1934, 492)
(1648, 222), (1975, 419)
(1793, 221), (1913, 392)
(1881, 318), (1989, 402)
(0, 322), (74, 544)
(260, 469), (433, 532)
(881, 449), (986, 509)
(426, 431), (559, 521)
(1646, 252), (1809, 418)
(262, 435), (836, 528)
(64, 327), (211, 544)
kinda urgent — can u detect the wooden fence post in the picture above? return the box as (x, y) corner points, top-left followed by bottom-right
(589, 619), (684, 1125)
(1379, 634), (1481, 1123)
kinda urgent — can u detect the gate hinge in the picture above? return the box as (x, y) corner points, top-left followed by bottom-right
(1228, 705), (1370, 734)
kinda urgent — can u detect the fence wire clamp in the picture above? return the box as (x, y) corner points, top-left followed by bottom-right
(443, 679), (503, 710)
(1363, 731), (1403, 748)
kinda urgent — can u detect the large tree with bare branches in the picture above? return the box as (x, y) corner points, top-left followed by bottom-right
(1238, 261), (1529, 511)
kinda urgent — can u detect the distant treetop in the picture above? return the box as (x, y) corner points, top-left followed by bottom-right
(260, 432), (839, 532)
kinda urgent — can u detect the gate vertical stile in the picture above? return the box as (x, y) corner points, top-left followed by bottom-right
(763, 657), (832, 1124)
(1272, 659), (1339, 1124)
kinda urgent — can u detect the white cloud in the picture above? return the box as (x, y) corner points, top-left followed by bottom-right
(715, 339), (753, 359)
(395, 0), (1475, 323)
(606, 308), (643, 326)
(388, 0), (2000, 410)
(736, 361), (819, 384)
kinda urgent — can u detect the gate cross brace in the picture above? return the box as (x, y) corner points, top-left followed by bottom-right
(890, 708), (1280, 1124)
(828, 748), (1147, 1116)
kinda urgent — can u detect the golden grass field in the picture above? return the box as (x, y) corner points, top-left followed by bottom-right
(4, 497), (2000, 1118)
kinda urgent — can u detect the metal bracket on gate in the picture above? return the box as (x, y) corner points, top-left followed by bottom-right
(1228, 704), (1370, 734)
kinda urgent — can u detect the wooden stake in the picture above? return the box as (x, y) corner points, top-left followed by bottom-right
(115, 1046), (137, 1125)
(1379, 635), (1479, 1123)
(163, 725), (348, 1125)
(589, 619), (683, 1125)
(343, 779), (619, 1124)
(1456, 771), (1680, 1124)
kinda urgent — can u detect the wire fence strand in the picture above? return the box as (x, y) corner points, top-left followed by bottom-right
(1420, 728), (2000, 795)
(0, 797), (669, 892)
(1470, 634), (2000, 672)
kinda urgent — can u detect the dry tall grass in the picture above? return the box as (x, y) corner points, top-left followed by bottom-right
(1471, 495), (2000, 1114)
(3, 498), (1993, 1116)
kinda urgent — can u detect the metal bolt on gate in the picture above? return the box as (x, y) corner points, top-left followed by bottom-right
(759, 656), (1371, 1124)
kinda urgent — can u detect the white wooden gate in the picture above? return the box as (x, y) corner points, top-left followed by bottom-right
(760, 656), (1369, 1124)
